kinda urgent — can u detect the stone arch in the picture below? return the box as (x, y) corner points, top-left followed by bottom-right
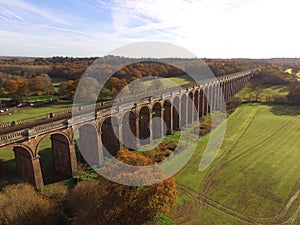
(73, 121), (99, 137)
(36, 132), (75, 184)
(76, 123), (101, 166)
(101, 116), (120, 156)
(199, 89), (204, 118)
(181, 94), (187, 127)
(210, 84), (216, 112)
(163, 100), (172, 135)
(13, 144), (43, 189)
(187, 92), (194, 124)
(35, 131), (71, 155)
(194, 90), (199, 121)
(173, 96), (180, 131)
(139, 106), (151, 145)
(205, 86), (211, 114)
(122, 111), (137, 150)
(13, 144), (34, 158)
(152, 102), (162, 140)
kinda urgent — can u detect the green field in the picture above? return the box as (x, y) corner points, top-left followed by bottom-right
(235, 83), (290, 103)
(52, 77), (66, 92)
(0, 103), (71, 123)
(0, 75), (188, 123)
(169, 104), (300, 224)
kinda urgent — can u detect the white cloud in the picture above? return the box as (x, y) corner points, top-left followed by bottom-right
(0, 0), (70, 25)
(107, 0), (300, 58)
(0, 0), (299, 57)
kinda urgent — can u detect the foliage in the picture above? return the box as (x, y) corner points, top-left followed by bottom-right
(226, 96), (242, 111)
(0, 183), (63, 225)
(28, 74), (54, 95)
(287, 83), (300, 105)
(3, 77), (27, 102)
(59, 79), (78, 99)
(73, 77), (100, 103)
(253, 69), (289, 86)
(66, 149), (177, 225)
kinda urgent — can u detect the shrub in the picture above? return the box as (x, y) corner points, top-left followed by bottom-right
(254, 69), (289, 86)
(274, 95), (288, 104)
(0, 183), (62, 225)
(287, 83), (300, 105)
(41, 183), (69, 202)
(226, 97), (241, 111)
(66, 150), (177, 225)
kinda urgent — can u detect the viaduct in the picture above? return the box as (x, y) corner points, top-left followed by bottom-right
(0, 70), (255, 189)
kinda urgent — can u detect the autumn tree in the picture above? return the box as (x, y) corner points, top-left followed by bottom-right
(73, 77), (100, 103)
(29, 74), (54, 95)
(66, 149), (177, 225)
(0, 74), (3, 95)
(287, 83), (300, 105)
(105, 77), (128, 93)
(254, 69), (289, 85)
(0, 183), (62, 225)
(59, 80), (77, 100)
(3, 78), (27, 102)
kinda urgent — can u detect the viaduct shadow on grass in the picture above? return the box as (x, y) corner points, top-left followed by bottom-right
(269, 104), (300, 116)
(0, 159), (21, 189)
(39, 148), (70, 185)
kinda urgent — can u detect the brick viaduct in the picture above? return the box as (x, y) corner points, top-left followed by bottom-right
(0, 70), (255, 189)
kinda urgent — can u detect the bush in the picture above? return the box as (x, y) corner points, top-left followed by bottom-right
(226, 97), (241, 111)
(0, 183), (63, 225)
(41, 183), (69, 202)
(287, 83), (300, 105)
(254, 69), (289, 86)
(66, 150), (177, 225)
(274, 95), (288, 104)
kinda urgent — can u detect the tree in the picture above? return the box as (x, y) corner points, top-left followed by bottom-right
(74, 77), (100, 103)
(0, 74), (4, 95)
(3, 78), (27, 102)
(287, 83), (300, 105)
(29, 74), (54, 95)
(59, 80), (78, 100)
(0, 183), (62, 225)
(105, 77), (128, 93)
(66, 149), (177, 225)
(254, 69), (289, 85)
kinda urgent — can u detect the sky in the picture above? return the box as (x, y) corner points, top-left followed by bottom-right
(0, 0), (300, 58)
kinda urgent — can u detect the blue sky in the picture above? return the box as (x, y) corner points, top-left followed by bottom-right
(0, 0), (299, 58)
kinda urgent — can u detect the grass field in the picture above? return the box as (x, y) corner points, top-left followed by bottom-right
(161, 74), (193, 88)
(235, 83), (290, 103)
(0, 75), (188, 123)
(169, 103), (300, 224)
(0, 103), (71, 123)
(52, 77), (66, 92)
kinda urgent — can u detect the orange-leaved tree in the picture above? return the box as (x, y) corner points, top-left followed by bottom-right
(66, 149), (177, 225)
(3, 78), (27, 102)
